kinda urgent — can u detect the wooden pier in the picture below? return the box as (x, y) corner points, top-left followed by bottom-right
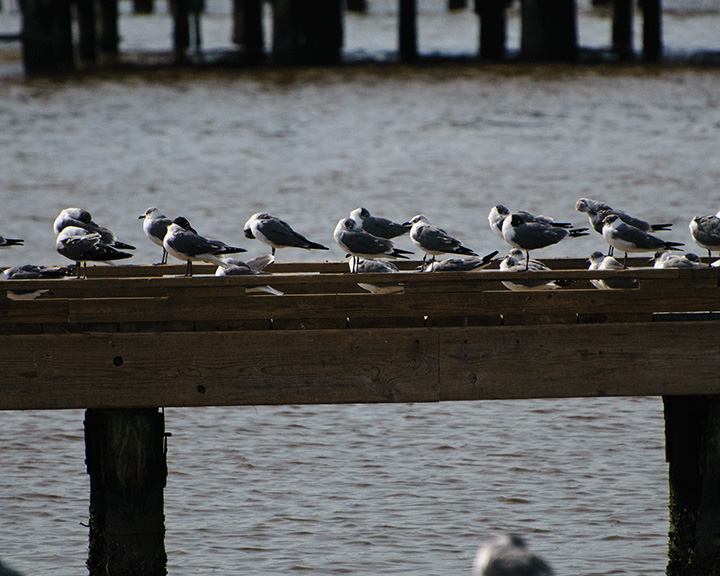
(13, 0), (666, 74)
(1, 258), (720, 575)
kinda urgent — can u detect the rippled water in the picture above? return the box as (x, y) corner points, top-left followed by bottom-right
(2, 2), (720, 575)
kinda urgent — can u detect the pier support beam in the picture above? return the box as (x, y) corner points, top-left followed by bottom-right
(641, 0), (662, 61)
(398, 0), (417, 61)
(520, 0), (577, 61)
(612, 0), (634, 60)
(272, 0), (343, 64)
(85, 408), (168, 576)
(664, 396), (720, 576)
(232, 0), (264, 62)
(475, 0), (507, 60)
(19, 0), (74, 74)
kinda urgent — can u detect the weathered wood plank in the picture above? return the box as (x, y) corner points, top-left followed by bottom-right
(439, 321), (720, 401)
(1, 321), (719, 411)
(0, 328), (440, 410)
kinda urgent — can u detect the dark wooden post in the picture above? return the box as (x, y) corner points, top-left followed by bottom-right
(75, 0), (97, 63)
(640, 0), (662, 61)
(272, 0), (343, 65)
(133, 0), (154, 13)
(664, 396), (720, 576)
(85, 408), (168, 576)
(232, 0), (264, 62)
(97, 0), (119, 54)
(19, 0), (74, 74)
(520, 0), (577, 61)
(475, 0), (507, 60)
(346, 0), (367, 12)
(448, 0), (468, 9)
(171, 0), (191, 56)
(612, 0), (634, 60)
(398, 0), (417, 61)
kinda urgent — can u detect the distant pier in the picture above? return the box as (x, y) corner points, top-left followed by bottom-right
(1, 259), (720, 574)
(12, 0), (666, 74)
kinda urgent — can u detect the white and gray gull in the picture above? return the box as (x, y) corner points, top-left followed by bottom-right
(489, 205), (573, 241)
(689, 209), (720, 263)
(405, 214), (477, 270)
(164, 217), (246, 276)
(350, 207), (411, 239)
(243, 212), (329, 256)
(501, 212), (588, 269)
(334, 217), (412, 273)
(472, 534), (553, 576)
(587, 251), (637, 290)
(601, 214), (683, 267)
(576, 198), (673, 256)
(54, 207), (135, 251)
(139, 206), (173, 264)
(56, 226), (133, 277)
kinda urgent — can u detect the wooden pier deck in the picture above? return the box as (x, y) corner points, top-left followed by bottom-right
(1, 259), (719, 574)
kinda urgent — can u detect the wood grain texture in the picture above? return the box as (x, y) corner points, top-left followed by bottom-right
(1, 320), (718, 410)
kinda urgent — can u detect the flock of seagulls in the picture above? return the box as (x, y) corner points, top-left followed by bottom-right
(1, 200), (720, 287)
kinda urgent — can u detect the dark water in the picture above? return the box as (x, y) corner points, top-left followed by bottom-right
(1, 2), (719, 574)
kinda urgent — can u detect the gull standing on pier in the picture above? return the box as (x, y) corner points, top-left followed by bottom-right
(689, 210), (720, 263)
(334, 217), (412, 273)
(164, 217), (246, 276)
(139, 207), (173, 264)
(243, 213), (329, 256)
(56, 226), (133, 277)
(576, 198), (672, 255)
(472, 534), (553, 576)
(501, 212), (588, 270)
(405, 214), (477, 270)
(350, 207), (411, 239)
(601, 214), (683, 267)
(54, 207), (135, 251)
(489, 205), (574, 241)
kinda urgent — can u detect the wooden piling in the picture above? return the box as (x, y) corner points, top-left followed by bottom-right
(133, 0), (154, 13)
(171, 0), (191, 55)
(612, 0), (634, 60)
(475, 0), (507, 60)
(272, 0), (343, 65)
(85, 408), (168, 576)
(641, 0), (662, 61)
(19, 0), (74, 74)
(75, 0), (97, 63)
(98, 0), (119, 54)
(346, 0), (368, 12)
(664, 396), (720, 576)
(232, 0), (264, 62)
(398, 0), (417, 61)
(520, 0), (578, 61)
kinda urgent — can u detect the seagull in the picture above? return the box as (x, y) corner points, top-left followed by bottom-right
(1, 264), (73, 280)
(354, 259), (403, 294)
(139, 206), (173, 264)
(334, 217), (412, 273)
(587, 251), (637, 290)
(601, 214), (683, 267)
(215, 254), (275, 276)
(405, 214), (477, 270)
(56, 226), (133, 277)
(576, 198), (672, 255)
(422, 250), (498, 272)
(0, 235), (23, 249)
(499, 250), (565, 291)
(472, 534), (553, 576)
(489, 205), (573, 240)
(350, 207), (411, 239)
(163, 218), (246, 277)
(243, 212), (329, 256)
(54, 207), (135, 250)
(650, 250), (706, 269)
(501, 212), (588, 269)
(689, 210), (720, 263)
